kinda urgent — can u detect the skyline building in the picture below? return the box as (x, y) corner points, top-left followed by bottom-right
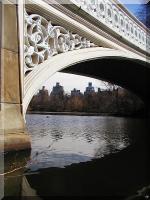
(50, 82), (64, 97)
(71, 88), (83, 97)
(37, 86), (49, 103)
(84, 82), (95, 96)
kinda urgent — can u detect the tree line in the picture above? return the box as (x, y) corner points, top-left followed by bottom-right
(28, 88), (146, 116)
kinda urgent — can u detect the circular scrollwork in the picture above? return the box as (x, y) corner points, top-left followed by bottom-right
(24, 9), (95, 75)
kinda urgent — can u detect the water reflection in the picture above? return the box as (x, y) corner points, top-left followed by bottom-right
(26, 115), (130, 171)
(3, 150), (31, 197)
(3, 115), (150, 198)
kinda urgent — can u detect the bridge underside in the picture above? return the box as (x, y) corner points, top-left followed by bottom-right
(61, 57), (150, 105)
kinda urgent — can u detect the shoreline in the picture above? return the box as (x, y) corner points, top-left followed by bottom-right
(27, 111), (146, 118)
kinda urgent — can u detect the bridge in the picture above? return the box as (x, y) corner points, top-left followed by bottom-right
(0, 0), (150, 152)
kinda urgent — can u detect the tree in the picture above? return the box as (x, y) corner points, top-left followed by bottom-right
(66, 96), (84, 112)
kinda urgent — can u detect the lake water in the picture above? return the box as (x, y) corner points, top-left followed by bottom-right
(26, 114), (130, 170)
(3, 115), (150, 199)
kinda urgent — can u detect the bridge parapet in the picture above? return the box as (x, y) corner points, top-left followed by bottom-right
(24, 0), (149, 75)
(70, 0), (150, 54)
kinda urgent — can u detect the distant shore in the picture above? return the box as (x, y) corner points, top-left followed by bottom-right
(27, 111), (110, 116)
(27, 111), (145, 118)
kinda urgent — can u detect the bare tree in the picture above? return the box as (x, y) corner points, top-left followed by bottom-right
(102, 81), (118, 91)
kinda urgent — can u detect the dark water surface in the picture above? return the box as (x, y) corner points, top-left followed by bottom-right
(3, 115), (150, 199)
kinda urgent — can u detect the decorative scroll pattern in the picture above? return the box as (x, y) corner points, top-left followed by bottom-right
(24, 10), (96, 75)
(71, 0), (150, 52)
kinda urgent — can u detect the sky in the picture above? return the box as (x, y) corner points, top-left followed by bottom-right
(44, 73), (108, 94)
(119, 0), (147, 24)
(43, 0), (146, 94)
(118, 0), (146, 4)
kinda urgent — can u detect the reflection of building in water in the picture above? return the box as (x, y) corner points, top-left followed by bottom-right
(84, 82), (95, 96)
(50, 82), (64, 97)
(71, 88), (83, 97)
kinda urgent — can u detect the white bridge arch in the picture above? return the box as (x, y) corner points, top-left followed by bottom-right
(23, 0), (150, 114)
(23, 47), (148, 114)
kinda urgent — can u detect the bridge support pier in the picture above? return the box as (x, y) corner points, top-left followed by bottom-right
(0, 1), (31, 152)
(0, 102), (31, 152)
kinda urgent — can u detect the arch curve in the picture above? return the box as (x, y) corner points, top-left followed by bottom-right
(23, 47), (150, 115)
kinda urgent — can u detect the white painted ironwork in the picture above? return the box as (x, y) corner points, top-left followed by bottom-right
(70, 0), (150, 53)
(24, 9), (96, 75)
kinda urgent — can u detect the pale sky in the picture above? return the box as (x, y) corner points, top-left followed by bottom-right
(44, 72), (107, 94)
(118, 0), (146, 4)
(42, 0), (146, 94)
